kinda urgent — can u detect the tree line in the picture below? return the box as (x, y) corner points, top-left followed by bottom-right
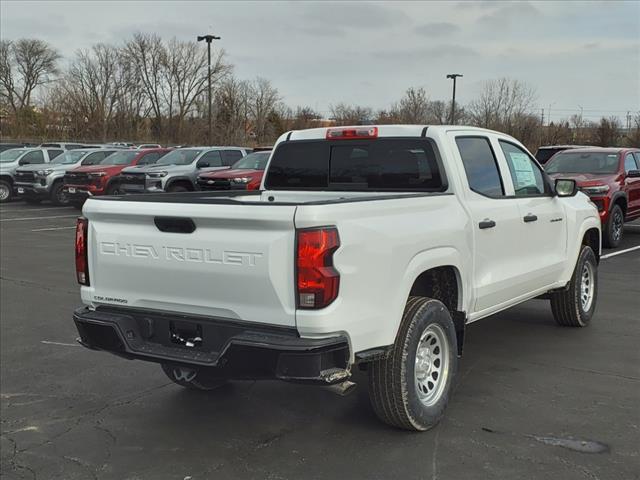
(1, 36), (639, 151)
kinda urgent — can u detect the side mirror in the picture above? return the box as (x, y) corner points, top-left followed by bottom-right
(627, 169), (640, 178)
(196, 159), (210, 168)
(555, 178), (578, 197)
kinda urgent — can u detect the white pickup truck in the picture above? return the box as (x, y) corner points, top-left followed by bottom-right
(73, 125), (601, 431)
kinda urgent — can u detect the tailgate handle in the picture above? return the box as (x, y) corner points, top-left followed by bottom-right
(154, 217), (196, 234)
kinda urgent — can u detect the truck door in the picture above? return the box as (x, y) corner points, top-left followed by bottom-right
(450, 134), (531, 313)
(495, 139), (567, 287)
(625, 152), (640, 217)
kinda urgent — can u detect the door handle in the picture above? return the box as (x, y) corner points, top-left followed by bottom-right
(523, 213), (538, 223)
(479, 219), (496, 229)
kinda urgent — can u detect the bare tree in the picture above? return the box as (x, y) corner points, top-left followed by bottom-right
(330, 103), (373, 125)
(0, 39), (60, 114)
(124, 33), (168, 140)
(595, 116), (621, 146)
(212, 77), (250, 145)
(396, 87), (430, 123)
(468, 78), (537, 130)
(248, 77), (279, 144)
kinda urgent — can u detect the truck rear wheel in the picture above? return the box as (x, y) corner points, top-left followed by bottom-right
(161, 364), (228, 391)
(368, 297), (458, 431)
(550, 246), (598, 327)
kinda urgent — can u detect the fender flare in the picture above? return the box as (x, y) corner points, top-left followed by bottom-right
(609, 191), (628, 213)
(0, 174), (14, 185)
(560, 217), (601, 283)
(388, 247), (467, 351)
(165, 176), (195, 191)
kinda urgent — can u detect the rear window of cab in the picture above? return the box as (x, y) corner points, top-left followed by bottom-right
(265, 138), (445, 191)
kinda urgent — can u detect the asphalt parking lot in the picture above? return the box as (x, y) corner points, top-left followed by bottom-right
(1, 201), (639, 480)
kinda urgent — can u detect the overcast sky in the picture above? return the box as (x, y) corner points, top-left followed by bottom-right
(1, 0), (638, 121)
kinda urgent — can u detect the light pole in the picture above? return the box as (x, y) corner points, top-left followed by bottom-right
(446, 74), (463, 124)
(197, 34), (221, 145)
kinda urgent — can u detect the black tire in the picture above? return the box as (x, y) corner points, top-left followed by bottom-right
(24, 196), (42, 205)
(550, 246), (598, 327)
(603, 204), (624, 248)
(167, 184), (189, 193)
(106, 183), (122, 196)
(368, 297), (458, 431)
(50, 181), (69, 206)
(161, 364), (228, 391)
(0, 179), (12, 203)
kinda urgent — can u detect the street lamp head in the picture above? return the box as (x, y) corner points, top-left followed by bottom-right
(197, 34), (221, 43)
(446, 73), (463, 79)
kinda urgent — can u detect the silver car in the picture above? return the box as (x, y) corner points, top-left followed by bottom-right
(119, 147), (249, 194)
(14, 149), (117, 205)
(0, 148), (63, 203)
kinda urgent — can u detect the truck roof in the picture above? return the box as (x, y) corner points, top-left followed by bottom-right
(285, 124), (505, 142)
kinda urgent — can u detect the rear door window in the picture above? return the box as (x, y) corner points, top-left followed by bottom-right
(266, 138), (444, 191)
(455, 137), (504, 197)
(221, 150), (244, 166)
(47, 149), (63, 159)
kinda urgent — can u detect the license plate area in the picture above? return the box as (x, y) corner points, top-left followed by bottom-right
(17, 187), (24, 194)
(169, 320), (203, 348)
(68, 187), (76, 194)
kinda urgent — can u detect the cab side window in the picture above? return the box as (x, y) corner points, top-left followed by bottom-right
(198, 150), (222, 167)
(624, 153), (638, 173)
(21, 150), (45, 164)
(499, 141), (547, 196)
(455, 137), (504, 197)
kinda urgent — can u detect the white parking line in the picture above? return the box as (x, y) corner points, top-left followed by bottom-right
(0, 214), (78, 222)
(31, 226), (76, 232)
(40, 340), (80, 347)
(0, 207), (74, 213)
(601, 245), (640, 260)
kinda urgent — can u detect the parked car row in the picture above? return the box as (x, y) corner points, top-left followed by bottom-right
(0, 145), (271, 206)
(542, 146), (640, 247)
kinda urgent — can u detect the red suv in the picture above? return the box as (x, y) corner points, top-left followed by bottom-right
(64, 148), (171, 208)
(196, 150), (271, 191)
(545, 147), (640, 247)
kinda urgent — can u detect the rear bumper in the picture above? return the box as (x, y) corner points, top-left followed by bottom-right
(73, 306), (351, 384)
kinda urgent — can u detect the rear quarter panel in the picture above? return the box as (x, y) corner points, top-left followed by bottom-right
(294, 194), (471, 354)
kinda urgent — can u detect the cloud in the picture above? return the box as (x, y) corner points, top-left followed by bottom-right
(375, 44), (477, 62)
(476, 2), (541, 29)
(300, 2), (409, 29)
(414, 22), (460, 37)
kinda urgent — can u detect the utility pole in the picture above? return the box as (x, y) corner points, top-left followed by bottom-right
(540, 108), (545, 145)
(197, 34), (221, 145)
(446, 73), (463, 124)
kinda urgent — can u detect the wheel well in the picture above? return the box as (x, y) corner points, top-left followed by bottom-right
(0, 175), (13, 185)
(582, 228), (600, 262)
(409, 266), (460, 312)
(612, 195), (627, 215)
(167, 179), (194, 191)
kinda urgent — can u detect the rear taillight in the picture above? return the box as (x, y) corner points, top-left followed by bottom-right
(76, 217), (89, 285)
(296, 227), (340, 309)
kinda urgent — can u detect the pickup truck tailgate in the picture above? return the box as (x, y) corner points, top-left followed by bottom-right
(82, 199), (297, 326)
